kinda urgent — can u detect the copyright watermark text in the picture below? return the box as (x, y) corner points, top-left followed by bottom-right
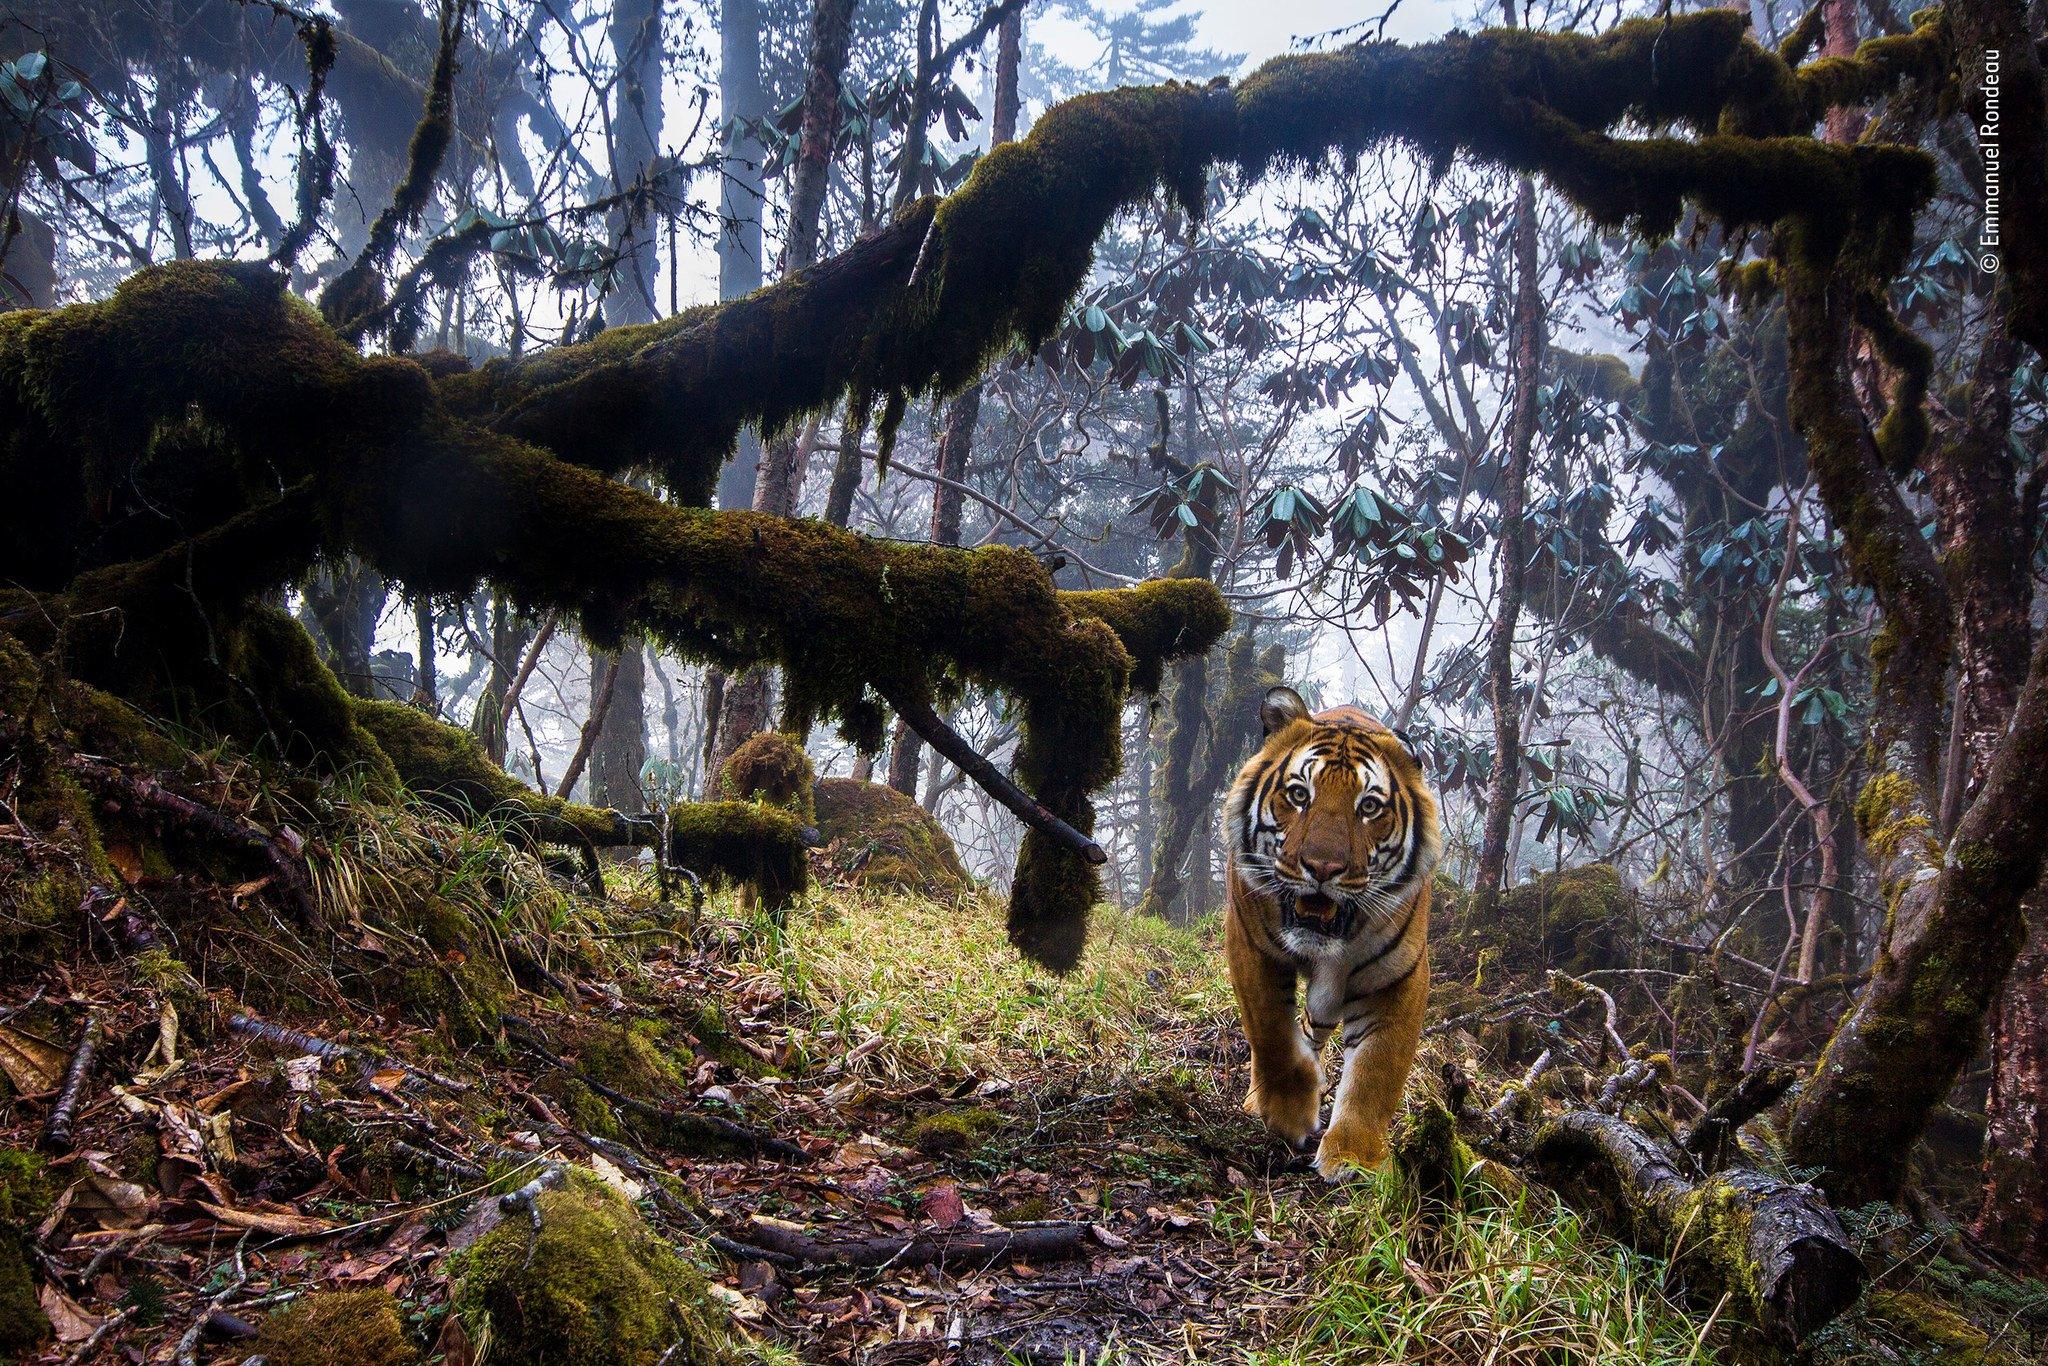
(1981, 49), (2001, 272)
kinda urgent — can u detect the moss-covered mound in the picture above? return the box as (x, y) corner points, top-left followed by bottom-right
(813, 778), (971, 898)
(449, 1175), (739, 1366)
(251, 1289), (420, 1366)
(1446, 864), (1632, 975)
(0, 1149), (53, 1357)
(668, 801), (809, 911)
(351, 696), (628, 846)
(714, 731), (816, 823)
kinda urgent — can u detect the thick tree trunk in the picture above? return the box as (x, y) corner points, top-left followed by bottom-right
(589, 643), (647, 811)
(1787, 630), (2048, 1204)
(1473, 175), (1543, 918)
(1980, 884), (2048, 1272)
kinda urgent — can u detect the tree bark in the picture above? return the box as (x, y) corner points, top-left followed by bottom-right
(1472, 174), (1543, 918)
(587, 0), (665, 812)
(712, 0), (767, 515)
(1531, 1112), (1863, 1348)
(1787, 629), (2048, 1204)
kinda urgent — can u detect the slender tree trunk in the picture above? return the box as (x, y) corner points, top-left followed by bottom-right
(412, 598), (438, 712)
(880, 9), (1016, 785)
(709, 0), (861, 776)
(587, 0), (664, 810)
(1472, 174), (1543, 918)
(712, 0), (767, 516)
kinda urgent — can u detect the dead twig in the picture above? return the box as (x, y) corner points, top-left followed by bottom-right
(227, 1013), (472, 1093)
(40, 1010), (100, 1151)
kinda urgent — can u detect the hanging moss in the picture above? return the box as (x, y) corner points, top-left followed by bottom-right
(714, 731), (816, 823)
(448, 1173), (740, 1366)
(813, 778), (970, 898)
(1062, 578), (1233, 695)
(4, 5), (1963, 976)
(251, 1289), (420, 1366)
(666, 802), (809, 911)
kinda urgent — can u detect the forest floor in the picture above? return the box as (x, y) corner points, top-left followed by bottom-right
(3, 800), (2045, 1364)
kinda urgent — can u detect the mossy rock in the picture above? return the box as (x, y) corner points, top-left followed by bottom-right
(250, 1289), (419, 1366)
(715, 732), (815, 824)
(0, 1150), (53, 1357)
(902, 1107), (1005, 1157)
(1861, 1290), (2015, 1365)
(813, 778), (971, 898)
(449, 1174), (739, 1366)
(1448, 864), (1631, 975)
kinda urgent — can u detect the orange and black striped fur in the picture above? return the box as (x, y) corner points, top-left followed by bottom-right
(1223, 686), (1441, 1181)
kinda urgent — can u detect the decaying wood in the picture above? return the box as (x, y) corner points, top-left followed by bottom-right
(40, 1010), (101, 1151)
(63, 756), (318, 925)
(1531, 1110), (1863, 1347)
(733, 1214), (1090, 1271)
(227, 1013), (472, 1093)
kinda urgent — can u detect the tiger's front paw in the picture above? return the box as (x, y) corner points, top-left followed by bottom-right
(1314, 1121), (1390, 1183)
(1244, 1064), (1321, 1150)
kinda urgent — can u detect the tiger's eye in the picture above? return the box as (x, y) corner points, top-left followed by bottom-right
(1284, 783), (1310, 808)
(1359, 794), (1386, 818)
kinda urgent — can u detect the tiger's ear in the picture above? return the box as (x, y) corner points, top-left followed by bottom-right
(1260, 685), (1310, 737)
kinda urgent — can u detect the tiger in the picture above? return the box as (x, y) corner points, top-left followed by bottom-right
(1222, 685), (1441, 1181)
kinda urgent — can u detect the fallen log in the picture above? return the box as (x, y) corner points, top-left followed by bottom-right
(733, 1215), (1091, 1271)
(1530, 1110), (1863, 1348)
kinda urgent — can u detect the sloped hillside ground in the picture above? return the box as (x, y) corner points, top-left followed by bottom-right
(2, 774), (2045, 1363)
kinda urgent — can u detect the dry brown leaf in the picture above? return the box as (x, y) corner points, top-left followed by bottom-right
(39, 1282), (102, 1342)
(0, 1021), (67, 1094)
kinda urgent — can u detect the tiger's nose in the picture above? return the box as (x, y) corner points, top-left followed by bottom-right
(1302, 857), (1345, 884)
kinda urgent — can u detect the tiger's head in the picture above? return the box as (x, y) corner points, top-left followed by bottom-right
(1225, 686), (1442, 942)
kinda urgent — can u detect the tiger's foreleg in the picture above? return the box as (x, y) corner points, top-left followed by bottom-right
(1227, 904), (1320, 1149)
(1315, 957), (1428, 1182)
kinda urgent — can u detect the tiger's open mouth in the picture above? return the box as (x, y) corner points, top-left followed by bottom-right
(1285, 889), (1350, 937)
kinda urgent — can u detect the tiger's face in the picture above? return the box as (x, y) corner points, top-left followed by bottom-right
(1225, 686), (1441, 944)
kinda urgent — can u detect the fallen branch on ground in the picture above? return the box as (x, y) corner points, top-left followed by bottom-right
(40, 1010), (100, 1151)
(732, 1215), (1091, 1271)
(1530, 1110), (1863, 1347)
(227, 1013), (471, 1093)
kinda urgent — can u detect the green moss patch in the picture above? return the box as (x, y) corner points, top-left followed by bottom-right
(448, 1174), (739, 1366)
(902, 1107), (1006, 1157)
(251, 1289), (420, 1366)
(814, 778), (971, 899)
